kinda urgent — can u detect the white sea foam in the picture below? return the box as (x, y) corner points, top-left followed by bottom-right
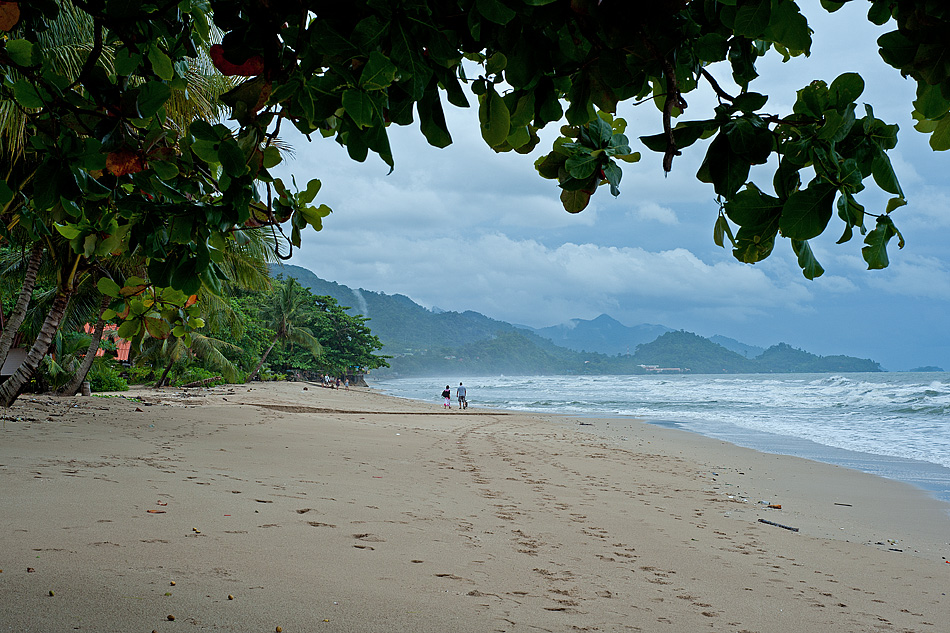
(374, 373), (950, 471)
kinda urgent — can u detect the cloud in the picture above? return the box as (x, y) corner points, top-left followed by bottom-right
(899, 187), (950, 230)
(289, 231), (814, 327)
(629, 201), (679, 225)
(862, 255), (950, 301)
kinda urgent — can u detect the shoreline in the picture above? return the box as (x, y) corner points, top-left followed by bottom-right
(372, 375), (950, 506)
(587, 415), (950, 505)
(1, 382), (947, 631)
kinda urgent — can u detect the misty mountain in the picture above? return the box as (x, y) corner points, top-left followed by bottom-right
(525, 314), (672, 355)
(709, 335), (766, 359)
(271, 264), (883, 375)
(271, 264), (556, 353)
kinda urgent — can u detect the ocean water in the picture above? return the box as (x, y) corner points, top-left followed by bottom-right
(371, 373), (950, 503)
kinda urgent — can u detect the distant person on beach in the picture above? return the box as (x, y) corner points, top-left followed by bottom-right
(457, 382), (467, 409)
(441, 385), (452, 408)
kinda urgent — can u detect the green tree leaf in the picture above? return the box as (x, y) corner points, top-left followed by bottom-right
(724, 185), (782, 226)
(144, 316), (172, 340)
(871, 150), (903, 196)
(566, 153), (598, 180)
(697, 132), (751, 197)
(342, 89), (377, 128)
(148, 42), (175, 80)
(97, 277), (122, 297)
(217, 139), (247, 177)
(117, 319), (141, 340)
(418, 82), (452, 148)
(734, 0), (772, 38)
(560, 188), (591, 213)
(862, 215), (903, 269)
(115, 48), (142, 76)
(764, 0), (811, 54)
(5, 39), (34, 66)
(779, 184), (835, 240)
(603, 161), (622, 191)
(360, 51), (397, 90)
(54, 223), (83, 240)
(298, 179), (322, 204)
(12, 79), (44, 108)
(0, 180), (13, 206)
(791, 239), (825, 279)
(476, 0), (516, 25)
(479, 86), (510, 147)
(262, 146), (282, 168)
(137, 81), (172, 118)
(929, 115), (950, 150)
(713, 214), (736, 248)
(535, 152), (567, 180)
(913, 83), (950, 120)
(829, 72), (865, 110)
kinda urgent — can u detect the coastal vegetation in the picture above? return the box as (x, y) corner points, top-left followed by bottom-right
(0, 1), (946, 400)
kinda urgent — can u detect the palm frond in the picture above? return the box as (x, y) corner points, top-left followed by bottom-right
(286, 325), (323, 356)
(189, 333), (243, 382)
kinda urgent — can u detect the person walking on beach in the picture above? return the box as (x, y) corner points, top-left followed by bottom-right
(441, 385), (452, 409)
(457, 382), (467, 409)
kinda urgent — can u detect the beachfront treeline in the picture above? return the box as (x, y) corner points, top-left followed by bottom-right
(0, 256), (388, 393)
(134, 275), (388, 389)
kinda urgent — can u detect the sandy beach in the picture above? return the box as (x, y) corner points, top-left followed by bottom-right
(1, 382), (947, 632)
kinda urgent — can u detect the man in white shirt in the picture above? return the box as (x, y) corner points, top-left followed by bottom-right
(456, 382), (467, 409)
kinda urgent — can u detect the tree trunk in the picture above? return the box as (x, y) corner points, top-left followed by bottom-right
(0, 243), (44, 370)
(155, 358), (175, 388)
(59, 295), (110, 396)
(0, 289), (72, 407)
(245, 340), (277, 383)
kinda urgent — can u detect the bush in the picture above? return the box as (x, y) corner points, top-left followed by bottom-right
(256, 367), (285, 382)
(88, 359), (129, 392)
(173, 365), (227, 387)
(123, 365), (156, 385)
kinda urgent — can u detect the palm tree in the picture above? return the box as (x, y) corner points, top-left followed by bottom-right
(58, 293), (111, 396)
(245, 277), (322, 383)
(0, 242), (43, 368)
(39, 328), (91, 392)
(140, 331), (244, 388)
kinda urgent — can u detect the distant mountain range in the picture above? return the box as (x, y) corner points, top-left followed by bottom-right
(272, 264), (883, 376)
(523, 314), (672, 355)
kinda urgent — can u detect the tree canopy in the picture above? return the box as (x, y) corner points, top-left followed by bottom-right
(2, 0), (947, 321)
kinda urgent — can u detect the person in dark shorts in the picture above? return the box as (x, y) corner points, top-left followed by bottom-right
(456, 382), (467, 409)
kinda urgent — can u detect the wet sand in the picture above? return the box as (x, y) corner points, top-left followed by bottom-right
(0, 382), (947, 632)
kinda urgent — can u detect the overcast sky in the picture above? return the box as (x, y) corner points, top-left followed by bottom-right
(272, 0), (950, 371)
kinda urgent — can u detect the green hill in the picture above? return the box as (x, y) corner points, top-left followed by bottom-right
(754, 343), (882, 373)
(272, 264), (883, 376)
(631, 331), (758, 373)
(271, 264), (520, 352)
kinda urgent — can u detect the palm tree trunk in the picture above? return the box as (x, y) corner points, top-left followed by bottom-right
(0, 289), (72, 407)
(59, 294), (110, 396)
(0, 243), (44, 370)
(156, 358), (175, 388)
(245, 340), (277, 383)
